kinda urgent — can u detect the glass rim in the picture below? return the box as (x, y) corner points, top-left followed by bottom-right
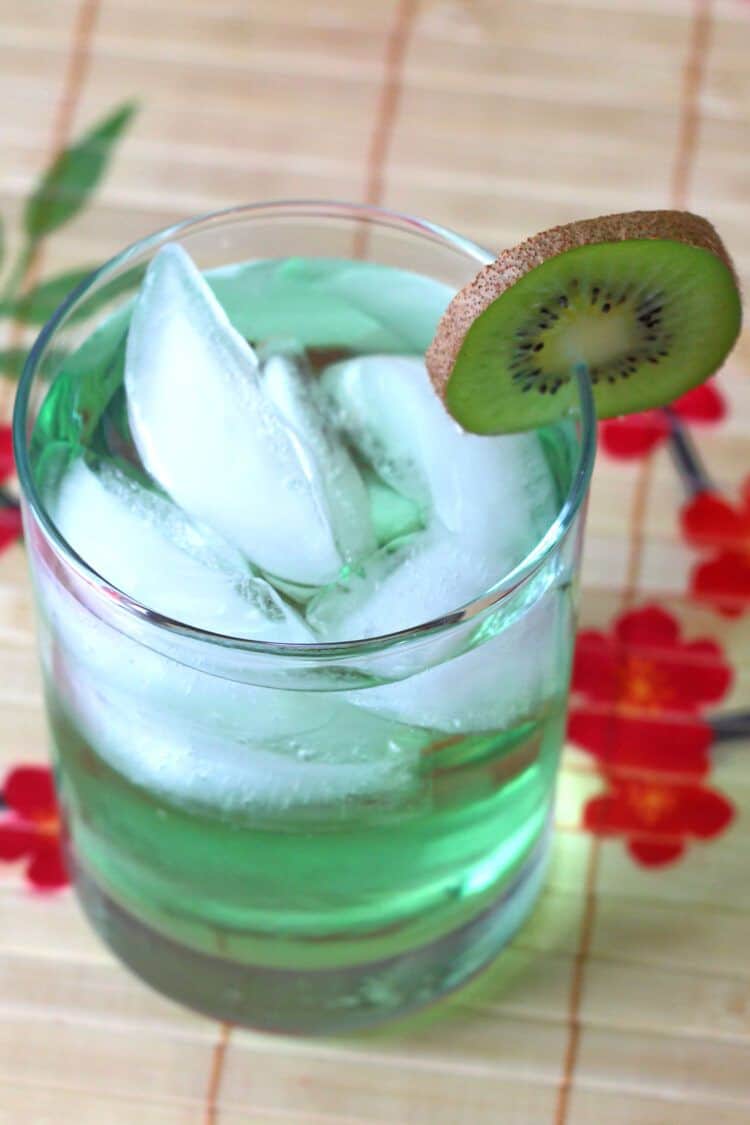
(13, 198), (597, 660)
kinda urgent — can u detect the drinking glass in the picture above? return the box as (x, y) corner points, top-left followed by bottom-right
(14, 202), (595, 1033)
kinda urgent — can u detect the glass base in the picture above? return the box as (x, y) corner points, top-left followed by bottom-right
(72, 832), (549, 1035)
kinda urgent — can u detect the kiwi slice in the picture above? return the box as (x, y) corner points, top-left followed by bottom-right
(426, 211), (742, 434)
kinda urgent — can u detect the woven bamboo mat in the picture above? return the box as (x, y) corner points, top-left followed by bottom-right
(0, 1), (749, 1121)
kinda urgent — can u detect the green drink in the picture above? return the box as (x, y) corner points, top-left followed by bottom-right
(16, 204), (593, 1032)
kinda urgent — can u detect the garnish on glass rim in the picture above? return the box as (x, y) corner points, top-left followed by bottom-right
(426, 210), (742, 434)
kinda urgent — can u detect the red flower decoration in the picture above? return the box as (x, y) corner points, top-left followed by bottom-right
(0, 766), (68, 890)
(0, 425), (13, 483)
(571, 604), (735, 867)
(0, 506), (23, 553)
(569, 604), (731, 777)
(0, 424), (22, 555)
(681, 480), (750, 617)
(569, 711), (714, 778)
(600, 381), (725, 459)
(583, 776), (734, 867)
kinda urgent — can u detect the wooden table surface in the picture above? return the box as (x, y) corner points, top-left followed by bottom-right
(0, 1), (749, 1121)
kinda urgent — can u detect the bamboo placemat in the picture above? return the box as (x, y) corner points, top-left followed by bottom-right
(0, 1), (749, 1121)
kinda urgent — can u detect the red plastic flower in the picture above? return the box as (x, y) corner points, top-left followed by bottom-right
(0, 765), (68, 889)
(569, 604), (731, 777)
(0, 425), (13, 482)
(583, 775), (734, 866)
(600, 381), (725, 459)
(681, 480), (750, 617)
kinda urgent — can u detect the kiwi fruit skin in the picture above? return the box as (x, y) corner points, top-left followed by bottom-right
(426, 210), (742, 435)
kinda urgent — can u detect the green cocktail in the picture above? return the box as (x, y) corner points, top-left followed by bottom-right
(16, 204), (593, 1033)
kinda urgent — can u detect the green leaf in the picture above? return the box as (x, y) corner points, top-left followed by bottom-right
(0, 346), (67, 382)
(4, 266), (96, 324)
(24, 102), (137, 240)
(66, 263), (145, 323)
(0, 347), (29, 381)
(3, 261), (145, 327)
(0, 217), (5, 272)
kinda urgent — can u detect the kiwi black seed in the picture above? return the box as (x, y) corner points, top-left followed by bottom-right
(426, 210), (742, 435)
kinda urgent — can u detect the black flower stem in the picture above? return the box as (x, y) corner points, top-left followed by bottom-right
(710, 711), (750, 744)
(0, 486), (19, 510)
(663, 407), (714, 497)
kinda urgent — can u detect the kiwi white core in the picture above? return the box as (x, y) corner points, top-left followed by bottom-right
(559, 309), (632, 369)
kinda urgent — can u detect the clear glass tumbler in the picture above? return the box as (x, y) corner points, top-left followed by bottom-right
(14, 202), (595, 1033)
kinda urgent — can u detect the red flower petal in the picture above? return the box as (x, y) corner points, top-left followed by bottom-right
(673, 381), (726, 424)
(3, 765), (58, 819)
(614, 605), (680, 647)
(627, 838), (685, 866)
(571, 631), (618, 701)
(568, 710), (711, 777)
(740, 477), (750, 512)
(599, 383), (725, 464)
(0, 815), (36, 860)
(0, 506), (22, 552)
(0, 426), (13, 483)
(681, 786), (734, 839)
(689, 551), (750, 618)
(26, 840), (68, 890)
(681, 492), (746, 550)
(582, 793), (626, 834)
(600, 412), (668, 459)
(631, 784), (688, 835)
(674, 639), (733, 705)
(583, 773), (733, 867)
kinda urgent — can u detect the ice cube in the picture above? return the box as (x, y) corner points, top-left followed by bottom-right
(307, 525), (498, 641)
(61, 675), (420, 814)
(124, 244), (360, 586)
(320, 355), (556, 563)
(322, 263), (453, 353)
(261, 350), (374, 566)
(310, 357), (558, 640)
(350, 585), (570, 734)
(54, 458), (312, 641)
(41, 562), (332, 749)
(208, 258), (452, 354)
(48, 599), (422, 814)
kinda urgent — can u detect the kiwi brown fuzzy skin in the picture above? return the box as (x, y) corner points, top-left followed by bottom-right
(426, 210), (740, 402)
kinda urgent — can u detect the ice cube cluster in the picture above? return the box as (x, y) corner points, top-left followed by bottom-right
(56, 243), (556, 646)
(39, 245), (565, 810)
